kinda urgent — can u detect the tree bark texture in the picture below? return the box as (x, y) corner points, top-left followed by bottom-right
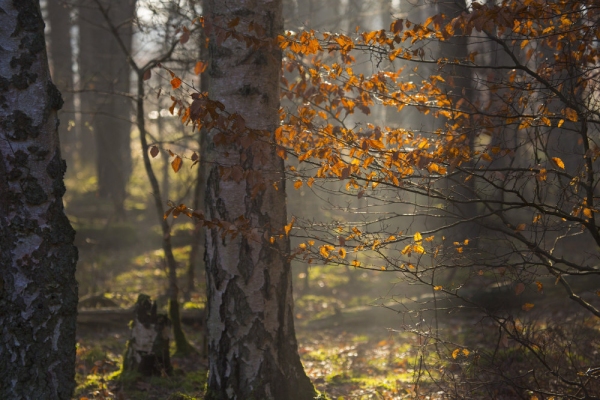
(204, 0), (316, 399)
(0, 1), (78, 399)
(78, 0), (135, 217)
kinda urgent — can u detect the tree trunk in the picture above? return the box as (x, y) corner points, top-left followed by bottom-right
(0, 1), (78, 398)
(46, 0), (76, 167)
(134, 70), (195, 357)
(185, 19), (210, 301)
(122, 294), (172, 376)
(203, 0), (316, 398)
(78, 0), (135, 218)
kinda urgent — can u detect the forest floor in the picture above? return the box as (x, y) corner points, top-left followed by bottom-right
(66, 192), (600, 400)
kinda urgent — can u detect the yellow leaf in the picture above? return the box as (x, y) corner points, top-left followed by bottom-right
(533, 214), (541, 223)
(294, 180), (303, 189)
(299, 243), (307, 249)
(284, 217), (295, 236)
(452, 348), (460, 359)
(338, 248), (347, 258)
(352, 259), (361, 267)
(552, 157), (565, 169)
(583, 208), (593, 218)
(535, 281), (543, 292)
(270, 236), (275, 244)
(557, 119), (565, 127)
(433, 285), (442, 291)
(522, 303), (535, 311)
(462, 348), (470, 357)
(414, 244), (426, 254)
(414, 232), (422, 242)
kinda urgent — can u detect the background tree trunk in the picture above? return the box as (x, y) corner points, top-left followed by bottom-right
(0, 1), (78, 398)
(203, 0), (316, 398)
(46, 0), (76, 167)
(78, 0), (136, 218)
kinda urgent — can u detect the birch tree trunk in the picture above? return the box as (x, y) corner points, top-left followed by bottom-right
(0, 1), (78, 398)
(203, 0), (316, 398)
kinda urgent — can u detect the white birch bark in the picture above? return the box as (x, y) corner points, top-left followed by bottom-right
(203, 0), (316, 398)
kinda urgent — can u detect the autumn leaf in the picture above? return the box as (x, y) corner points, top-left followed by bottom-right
(433, 285), (442, 291)
(171, 155), (183, 172)
(294, 180), (303, 189)
(551, 157), (565, 169)
(414, 232), (423, 242)
(284, 217), (295, 236)
(535, 281), (543, 292)
(564, 107), (578, 122)
(515, 282), (525, 296)
(338, 247), (347, 258)
(149, 146), (159, 158)
(452, 348), (460, 359)
(171, 77), (182, 89)
(143, 69), (152, 81)
(522, 303), (535, 311)
(194, 61), (207, 75)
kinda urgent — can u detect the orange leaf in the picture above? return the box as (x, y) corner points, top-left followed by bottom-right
(171, 77), (182, 89)
(284, 217), (295, 236)
(522, 303), (534, 311)
(452, 348), (460, 359)
(433, 285), (442, 291)
(565, 107), (578, 122)
(194, 61), (207, 75)
(171, 156), (183, 172)
(552, 157), (565, 169)
(294, 180), (303, 189)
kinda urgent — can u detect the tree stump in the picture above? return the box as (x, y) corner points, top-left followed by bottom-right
(122, 294), (173, 376)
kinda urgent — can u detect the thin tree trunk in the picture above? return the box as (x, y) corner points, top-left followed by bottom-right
(185, 19), (210, 301)
(203, 0), (316, 398)
(135, 72), (195, 356)
(0, 1), (78, 398)
(46, 0), (76, 167)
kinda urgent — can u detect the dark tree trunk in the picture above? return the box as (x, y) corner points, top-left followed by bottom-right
(0, 1), (78, 398)
(46, 0), (76, 167)
(203, 0), (316, 398)
(78, 0), (136, 218)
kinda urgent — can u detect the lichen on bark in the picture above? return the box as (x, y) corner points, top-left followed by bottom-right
(0, 0), (78, 398)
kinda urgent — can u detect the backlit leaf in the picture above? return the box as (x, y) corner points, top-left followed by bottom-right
(171, 77), (182, 89)
(171, 155), (183, 172)
(552, 157), (565, 169)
